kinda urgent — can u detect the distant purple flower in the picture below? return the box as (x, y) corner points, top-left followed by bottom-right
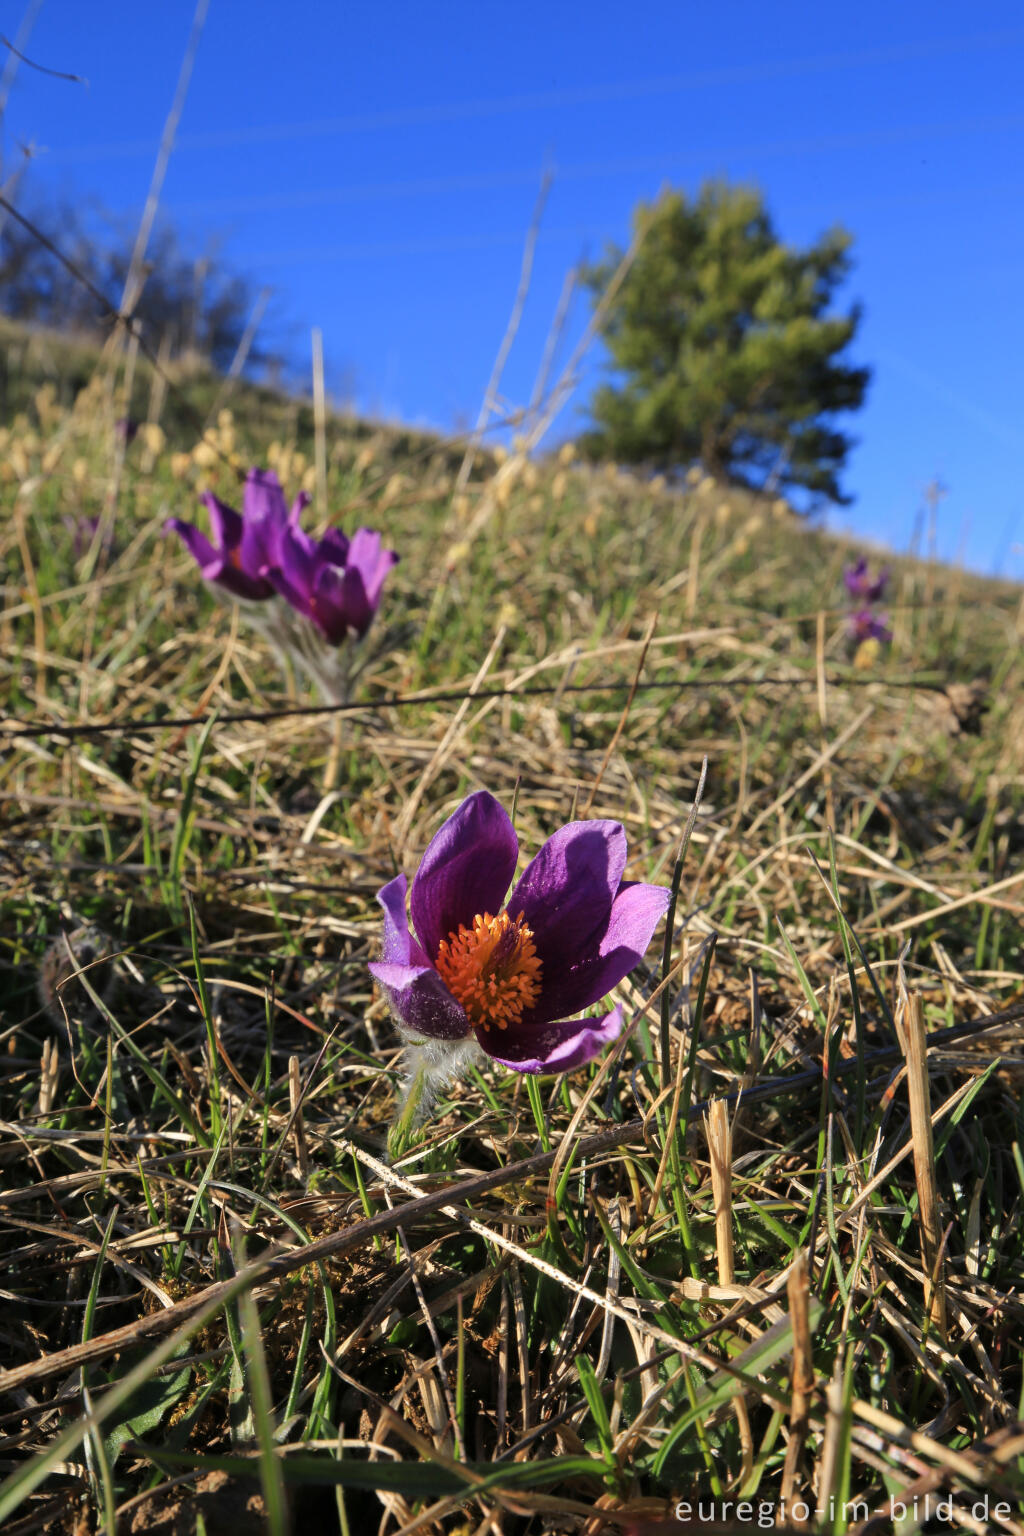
(843, 556), (888, 603)
(164, 468), (306, 602)
(115, 417), (139, 445)
(269, 523), (398, 641)
(369, 791), (671, 1074)
(848, 607), (892, 644)
(166, 464), (400, 704)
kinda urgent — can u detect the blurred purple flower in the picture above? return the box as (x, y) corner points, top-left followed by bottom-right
(165, 465), (399, 703)
(369, 791), (671, 1074)
(164, 468), (307, 602)
(848, 607), (892, 644)
(115, 417), (139, 445)
(843, 556), (888, 603)
(269, 523), (398, 641)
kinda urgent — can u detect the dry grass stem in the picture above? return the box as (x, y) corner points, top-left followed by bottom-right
(706, 1097), (734, 1286)
(312, 325), (328, 523)
(288, 1053), (310, 1181)
(781, 1249), (814, 1505)
(898, 985), (949, 1340)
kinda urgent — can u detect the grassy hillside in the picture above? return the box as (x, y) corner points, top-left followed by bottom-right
(1, 324), (1023, 1534)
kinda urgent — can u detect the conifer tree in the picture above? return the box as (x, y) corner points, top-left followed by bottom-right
(582, 182), (870, 503)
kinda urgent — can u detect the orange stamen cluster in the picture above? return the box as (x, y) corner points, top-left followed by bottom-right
(435, 911), (542, 1029)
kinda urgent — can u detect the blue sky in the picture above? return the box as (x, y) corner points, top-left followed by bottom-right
(5, 1), (1024, 574)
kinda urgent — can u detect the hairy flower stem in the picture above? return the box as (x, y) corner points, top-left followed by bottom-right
(247, 601), (354, 707)
(387, 1036), (479, 1160)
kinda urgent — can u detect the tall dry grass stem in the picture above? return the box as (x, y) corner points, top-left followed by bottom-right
(781, 1250), (815, 1506)
(707, 1095), (754, 1484)
(816, 1367), (849, 1531)
(206, 285), (271, 425)
(288, 1054), (309, 1181)
(897, 982), (948, 1340)
(706, 1098), (734, 1286)
(454, 170), (552, 496)
(526, 263), (577, 430)
(815, 607), (835, 830)
(312, 326), (328, 523)
(117, 0), (210, 325)
(686, 514), (706, 621)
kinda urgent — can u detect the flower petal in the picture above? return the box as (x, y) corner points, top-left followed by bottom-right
(239, 468), (290, 575)
(521, 880), (671, 1025)
(200, 491), (243, 556)
(321, 530), (398, 638)
(476, 1007), (624, 1074)
(289, 489), (312, 526)
(348, 527), (399, 608)
(319, 526), (351, 565)
(309, 563), (358, 643)
(507, 820), (627, 976)
(164, 516), (272, 600)
(242, 467), (288, 527)
(266, 523), (319, 615)
(335, 565), (373, 637)
(164, 516), (218, 571)
(376, 874), (428, 966)
(410, 791), (519, 959)
(368, 960), (472, 1041)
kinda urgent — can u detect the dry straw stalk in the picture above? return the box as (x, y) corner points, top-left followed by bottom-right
(898, 986), (948, 1340)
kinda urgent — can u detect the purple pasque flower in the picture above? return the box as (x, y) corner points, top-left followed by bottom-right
(269, 523), (398, 641)
(164, 468), (307, 602)
(369, 791), (671, 1074)
(843, 556), (889, 603)
(848, 607), (892, 644)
